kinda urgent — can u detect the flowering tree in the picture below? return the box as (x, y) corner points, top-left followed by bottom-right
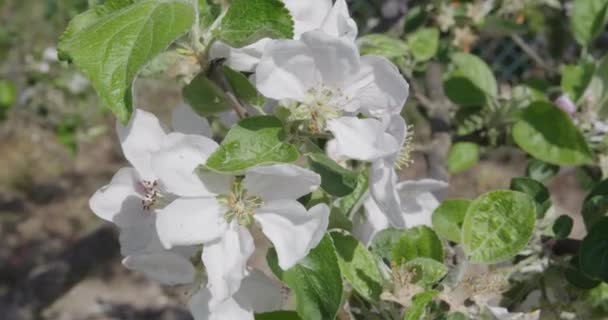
(58, 0), (608, 319)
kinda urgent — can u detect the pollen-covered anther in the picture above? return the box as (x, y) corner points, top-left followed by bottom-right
(140, 180), (160, 211)
(219, 179), (263, 227)
(395, 125), (415, 170)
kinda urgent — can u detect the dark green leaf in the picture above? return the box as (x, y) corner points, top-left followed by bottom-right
(183, 73), (231, 116)
(566, 255), (601, 289)
(582, 179), (608, 229)
(331, 232), (383, 301)
(334, 173), (369, 217)
(525, 159), (560, 182)
(255, 311), (302, 320)
(510, 177), (551, 218)
(222, 65), (265, 107)
(553, 215), (574, 240)
(308, 153), (359, 197)
(580, 217), (608, 281)
(371, 228), (405, 261)
(405, 257), (448, 288)
(561, 63), (595, 102)
(267, 236), (343, 320)
(444, 53), (497, 107)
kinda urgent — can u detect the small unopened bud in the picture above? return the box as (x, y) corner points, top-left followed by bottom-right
(554, 94), (577, 116)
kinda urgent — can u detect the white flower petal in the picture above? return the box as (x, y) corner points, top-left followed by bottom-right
(155, 197), (227, 249)
(344, 55), (409, 116)
(189, 287), (253, 320)
(172, 103), (212, 137)
(152, 133), (231, 197)
(209, 39), (272, 72)
(243, 164), (321, 201)
(283, 0), (333, 38)
(300, 30), (360, 86)
(327, 117), (400, 161)
(116, 109), (167, 179)
(369, 160), (405, 228)
(203, 225), (255, 305)
(122, 251), (195, 285)
(255, 201), (329, 270)
(397, 179), (447, 227)
(256, 39), (317, 101)
(118, 223), (156, 256)
(321, 0), (358, 40)
(89, 167), (152, 228)
(353, 195), (390, 245)
(236, 270), (283, 313)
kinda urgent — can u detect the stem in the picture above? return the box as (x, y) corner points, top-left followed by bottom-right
(190, 0), (205, 54)
(226, 92), (248, 119)
(510, 34), (553, 75)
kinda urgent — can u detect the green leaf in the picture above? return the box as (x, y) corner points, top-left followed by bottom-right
(59, 0), (195, 123)
(580, 217), (608, 281)
(205, 116), (300, 174)
(334, 172), (369, 216)
(525, 159), (560, 182)
(571, 0), (608, 47)
(586, 54), (608, 114)
(405, 257), (448, 288)
(371, 228), (405, 261)
(561, 63), (595, 102)
(358, 34), (408, 59)
(406, 27), (439, 62)
(199, 0), (221, 31)
(447, 312), (470, 320)
(267, 236), (343, 320)
(566, 255), (601, 289)
(512, 101), (594, 166)
(582, 179), (608, 229)
(403, 290), (438, 320)
(255, 311), (302, 320)
(553, 215), (574, 240)
(447, 142), (480, 173)
(218, 0), (294, 47)
(328, 207), (353, 231)
(222, 65), (265, 107)
(0, 79), (16, 110)
(432, 199), (471, 242)
(444, 53), (497, 107)
(308, 153), (359, 197)
(509, 177), (551, 218)
(462, 190), (536, 264)
(183, 73), (231, 116)
(392, 226), (443, 265)
(330, 232), (383, 301)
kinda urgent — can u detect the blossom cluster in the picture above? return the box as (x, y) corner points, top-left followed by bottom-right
(89, 0), (446, 318)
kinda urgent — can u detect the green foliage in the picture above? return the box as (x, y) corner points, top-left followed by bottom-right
(0, 80), (16, 120)
(205, 116), (300, 174)
(308, 153), (359, 197)
(512, 102), (594, 166)
(406, 27), (439, 62)
(328, 207), (353, 231)
(331, 232), (384, 301)
(447, 142), (480, 173)
(525, 159), (560, 182)
(255, 311), (302, 320)
(553, 215), (574, 240)
(566, 255), (601, 289)
(582, 179), (608, 230)
(58, 0), (195, 123)
(222, 65), (265, 107)
(392, 226), (444, 264)
(333, 173), (368, 217)
(183, 73), (231, 116)
(371, 228), (405, 261)
(218, 0), (294, 47)
(509, 177), (551, 218)
(432, 199), (470, 242)
(358, 34), (408, 59)
(561, 62), (595, 102)
(570, 0), (608, 47)
(403, 290), (438, 320)
(267, 236), (343, 320)
(404, 257), (448, 288)
(586, 54), (608, 113)
(580, 217), (608, 282)
(444, 53), (497, 107)
(462, 190), (536, 264)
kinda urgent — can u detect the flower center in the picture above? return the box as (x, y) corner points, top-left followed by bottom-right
(289, 86), (346, 134)
(218, 179), (263, 227)
(139, 180), (163, 211)
(394, 125), (415, 170)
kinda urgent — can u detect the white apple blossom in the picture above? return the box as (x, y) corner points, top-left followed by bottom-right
(255, 30), (409, 161)
(353, 179), (448, 245)
(210, 0), (358, 72)
(150, 136), (329, 306)
(189, 270), (283, 320)
(89, 105), (211, 284)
